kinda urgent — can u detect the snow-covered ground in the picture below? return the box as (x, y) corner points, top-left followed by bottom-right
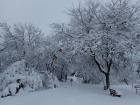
(0, 82), (139, 105)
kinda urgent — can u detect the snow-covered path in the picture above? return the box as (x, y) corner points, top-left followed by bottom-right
(0, 82), (140, 105)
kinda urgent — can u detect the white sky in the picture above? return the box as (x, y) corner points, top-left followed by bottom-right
(0, 0), (85, 35)
(0, 0), (138, 36)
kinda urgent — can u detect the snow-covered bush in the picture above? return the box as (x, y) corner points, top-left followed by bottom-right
(1, 83), (20, 98)
(0, 60), (60, 98)
(0, 60), (26, 92)
(21, 68), (43, 92)
(41, 72), (60, 89)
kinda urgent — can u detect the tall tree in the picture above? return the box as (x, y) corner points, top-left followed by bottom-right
(52, 0), (140, 88)
(0, 23), (44, 70)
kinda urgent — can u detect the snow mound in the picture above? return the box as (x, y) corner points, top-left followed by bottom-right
(116, 90), (123, 95)
(1, 83), (19, 97)
(42, 72), (60, 89)
(0, 60), (60, 98)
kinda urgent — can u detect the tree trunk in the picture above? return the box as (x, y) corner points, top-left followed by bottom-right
(124, 78), (128, 85)
(60, 65), (64, 81)
(65, 73), (67, 82)
(60, 71), (63, 81)
(105, 73), (110, 89)
(92, 53), (112, 89)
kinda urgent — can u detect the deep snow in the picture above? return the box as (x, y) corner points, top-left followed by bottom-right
(0, 82), (140, 105)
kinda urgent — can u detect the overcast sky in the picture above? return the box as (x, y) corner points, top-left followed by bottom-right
(0, 0), (138, 36)
(0, 0), (85, 35)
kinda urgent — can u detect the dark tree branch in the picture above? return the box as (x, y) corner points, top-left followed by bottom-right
(92, 53), (107, 75)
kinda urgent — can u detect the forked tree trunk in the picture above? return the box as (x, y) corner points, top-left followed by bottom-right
(92, 53), (112, 89)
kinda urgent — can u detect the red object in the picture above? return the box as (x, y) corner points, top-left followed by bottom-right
(109, 88), (121, 97)
(53, 55), (57, 60)
(109, 88), (116, 94)
(59, 49), (62, 52)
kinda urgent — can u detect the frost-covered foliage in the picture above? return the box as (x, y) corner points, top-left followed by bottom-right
(0, 0), (140, 92)
(51, 0), (140, 88)
(0, 60), (59, 97)
(41, 72), (60, 89)
(0, 23), (45, 71)
(0, 23), (68, 83)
